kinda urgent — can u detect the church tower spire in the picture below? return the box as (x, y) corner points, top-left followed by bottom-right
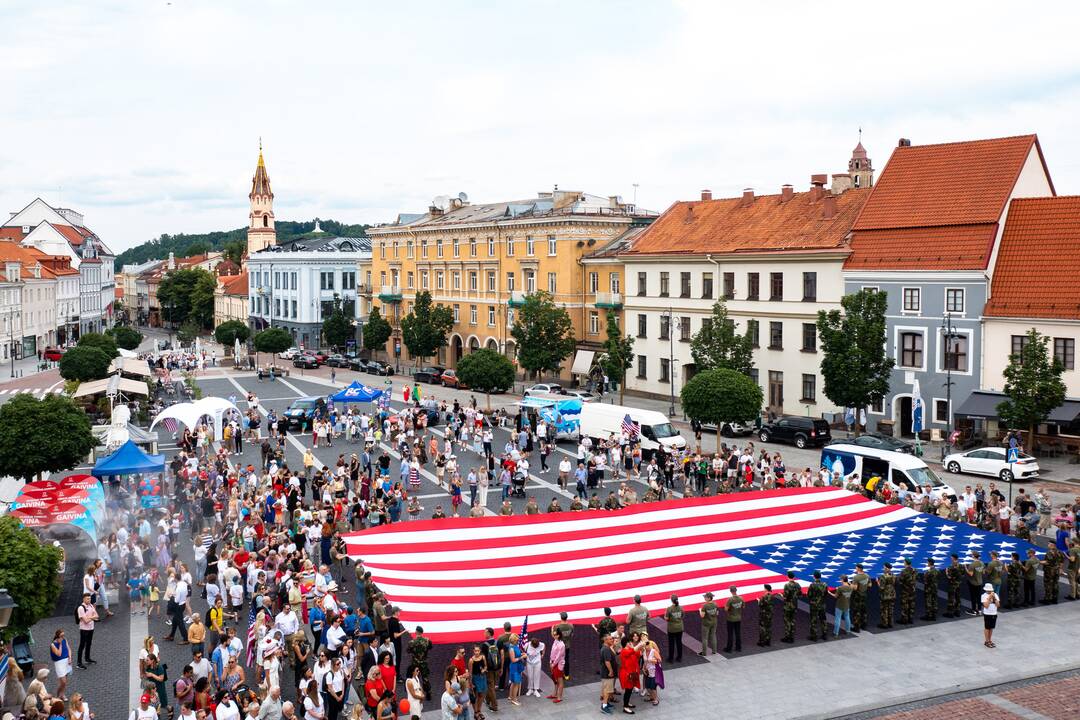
(848, 130), (873, 189)
(248, 138), (276, 255)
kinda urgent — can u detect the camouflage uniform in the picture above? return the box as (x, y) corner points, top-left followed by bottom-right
(407, 633), (433, 695)
(920, 564), (939, 621)
(1067, 542), (1080, 600)
(781, 579), (800, 642)
(898, 564), (917, 624)
(1042, 545), (1063, 604)
(1015, 522), (1032, 541)
(1005, 558), (1023, 609)
(876, 570), (896, 628)
(699, 598), (719, 654)
(851, 570), (870, 632)
(945, 560), (964, 617)
(757, 589), (774, 646)
(807, 578), (827, 641)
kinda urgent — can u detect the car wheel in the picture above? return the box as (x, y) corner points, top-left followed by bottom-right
(999, 468), (1014, 482)
(794, 435), (808, 449)
(720, 425), (733, 438)
(947, 461), (961, 473)
(758, 431), (770, 443)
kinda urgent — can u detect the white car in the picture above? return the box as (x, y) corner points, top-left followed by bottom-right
(523, 383), (565, 397)
(563, 389), (597, 402)
(278, 346), (300, 360)
(943, 446), (1040, 482)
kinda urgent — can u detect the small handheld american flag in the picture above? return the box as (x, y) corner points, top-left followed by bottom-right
(621, 414), (638, 438)
(162, 417), (179, 433)
(244, 601), (258, 666)
(518, 616), (529, 650)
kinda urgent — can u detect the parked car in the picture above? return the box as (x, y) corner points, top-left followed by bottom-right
(308, 351), (328, 365)
(523, 383), (565, 397)
(325, 354), (350, 368)
(279, 347), (300, 360)
(413, 366), (445, 384)
(42, 347), (65, 361)
(700, 420), (754, 437)
(943, 447), (1040, 482)
(292, 354), (320, 369)
(563, 389), (597, 402)
(440, 369), (468, 389)
(363, 360), (394, 376)
(283, 396), (326, 429)
(829, 433), (914, 454)
(758, 416), (833, 449)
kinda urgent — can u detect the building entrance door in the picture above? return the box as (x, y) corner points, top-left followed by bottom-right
(768, 371), (784, 416)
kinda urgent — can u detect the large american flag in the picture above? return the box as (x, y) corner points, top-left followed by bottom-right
(342, 487), (1041, 643)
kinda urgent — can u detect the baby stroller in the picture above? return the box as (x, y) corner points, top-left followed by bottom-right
(511, 468), (528, 498)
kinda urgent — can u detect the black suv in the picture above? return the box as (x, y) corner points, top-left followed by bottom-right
(413, 366), (445, 384)
(758, 416), (832, 449)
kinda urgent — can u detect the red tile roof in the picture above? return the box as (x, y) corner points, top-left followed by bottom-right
(0, 228), (26, 241)
(0, 242), (77, 280)
(623, 187), (870, 256)
(985, 196), (1080, 319)
(220, 270), (248, 296)
(845, 224), (999, 270)
(50, 223), (90, 246)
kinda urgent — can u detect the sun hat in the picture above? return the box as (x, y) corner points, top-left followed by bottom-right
(983, 583), (994, 591)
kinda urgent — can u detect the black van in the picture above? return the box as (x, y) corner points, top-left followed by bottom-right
(757, 416), (832, 449)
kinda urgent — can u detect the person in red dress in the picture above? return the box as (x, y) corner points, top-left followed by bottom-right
(618, 632), (646, 714)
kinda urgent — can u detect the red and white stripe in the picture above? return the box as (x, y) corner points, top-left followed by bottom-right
(343, 487), (914, 643)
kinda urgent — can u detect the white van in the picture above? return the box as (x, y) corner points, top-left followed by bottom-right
(821, 443), (956, 500)
(579, 403), (686, 455)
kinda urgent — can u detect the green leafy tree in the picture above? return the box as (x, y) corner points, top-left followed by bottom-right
(0, 516), (62, 639)
(77, 332), (119, 359)
(681, 368), (764, 448)
(157, 267), (217, 328)
(816, 289), (894, 436)
(185, 241), (210, 257)
(456, 348), (515, 409)
(176, 322), (200, 344)
(105, 326), (143, 350)
(599, 310), (634, 403)
(189, 272), (218, 329)
(222, 238), (247, 266)
(253, 327), (293, 355)
(214, 320), (251, 347)
(321, 295), (354, 349)
(0, 393), (96, 480)
(59, 345), (112, 382)
(400, 291), (454, 367)
(362, 306), (393, 359)
(997, 328), (1067, 445)
(510, 291), (577, 378)
(690, 300), (755, 376)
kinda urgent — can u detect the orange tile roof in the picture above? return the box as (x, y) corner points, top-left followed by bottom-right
(0, 228), (25, 241)
(845, 224), (999, 270)
(623, 187), (870, 256)
(220, 270), (248, 296)
(50, 223), (90, 246)
(853, 135), (1046, 230)
(985, 196), (1080, 319)
(0, 241), (73, 279)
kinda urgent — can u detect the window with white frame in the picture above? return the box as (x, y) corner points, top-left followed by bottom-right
(487, 271), (496, 292)
(526, 236), (535, 256)
(453, 239), (460, 258)
(589, 311), (599, 335)
(469, 238), (477, 257)
(469, 305), (477, 325)
(945, 288), (965, 314)
(420, 271), (429, 289)
(589, 272), (599, 293)
(506, 272), (515, 291)
(900, 331), (923, 368)
(506, 237), (515, 256)
(610, 273), (620, 294)
(548, 235), (557, 256)
(548, 272), (557, 294)
(942, 333), (968, 372)
(488, 306), (495, 326)
(436, 271), (444, 290)
(933, 399), (950, 424)
(436, 239), (444, 257)
(488, 237), (495, 256)
(452, 272), (461, 290)
(525, 272), (536, 293)
(902, 287), (921, 312)
(468, 271), (478, 291)
(452, 304), (460, 323)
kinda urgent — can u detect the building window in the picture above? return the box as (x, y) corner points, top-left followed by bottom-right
(274, 298), (280, 317)
(637, 314), (647, 338)
(589, 311), (600, 335)
(679, 317), (691, 341)
(588, 272), (598, 293)
(945, 288), (965, 314)
(420, 239), (428, 258)
(723, 272), (735, 300)
(488, 306), (496, 326)
(379, 242), (386, 260)
(801, 374), (816, 402)
(747, 319), (759, 348)
(451, 239), (459, 258)
(435, 239), (443, 257)
(943, 333), (968, 372)
(525, 272), (536, 293)
(802, 272), (817, 302)
(291, 272), (297, 290)
(468, 272), (478, 292)
(747, 272), (760, 301)
(902, 287), (921, 312)
(506, 272), (515, 291)
(320, 271), (335, 290)
(406, 272), (414, 289)
(659, 272), (669, 297)
(870, 397), (884, 414)
(291, 300), (297, 318)
(1011, 334), (1028, 360)
(802, 323), (817, 352)
(525, 236), (535, 256)
(636, 355), (647, 379)
(548, 235), (557, 256)
(452, 304), (460, 323)
(548, 273), (557, 294)
(900, 331), (923, 368)
(436, 271), (444, 290)
(769, 321), (783, 350)
(702, 273), (714, 299)
(506, 237), (514, 256)
(487, 272), (496, 292)
(468, 237), (476, 257)
(392, 242), (399, 258)
(659, 314), (670, 340)
(748, 368), (759, 386)
(769, 272), (783, 301)
(420, 271), (429, 289)
(659, 358), (670, 383)
(934, 399), (950, 424)
(452, 272), (461, 291)
(488, 237), (495, 256)
(406, 241), (414, 258)
(342, 271), (356, 290)
(507, 308), (514, 326)
(1055, 337), (1076, 370)
(609, 273), (620, 294)
(469, 305), (477, 325)
(680, 272), (691, 298)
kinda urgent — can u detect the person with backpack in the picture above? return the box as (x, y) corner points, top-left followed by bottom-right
(482, 627), (501, 713)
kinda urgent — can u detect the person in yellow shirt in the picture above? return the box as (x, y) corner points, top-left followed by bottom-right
(187, 612), (206, 654)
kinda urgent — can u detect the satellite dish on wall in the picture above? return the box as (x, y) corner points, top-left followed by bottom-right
(457, 192), (469, 203)
(433, 195), (450, 210)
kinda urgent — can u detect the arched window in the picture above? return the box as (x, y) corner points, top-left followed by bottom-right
(263, 215), (268, 227)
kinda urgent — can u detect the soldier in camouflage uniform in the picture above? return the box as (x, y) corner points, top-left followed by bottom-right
(1067, 538), (1080, 601)
(757, 584), (775, 646)
(781, 571), (800, 643)
(851, 564), (870, 632)
(807, 570), (828, 641)
(944, 553), (964, 618)
(919, 558), (939, 621)
(1041, 543), (1063, 604)
(698, 592), (719, 655)
(898, 558), (917, 624)
(407, 625), (433, 696)
(1005, 551), (1023, 609)
(876, 563), (896, 629)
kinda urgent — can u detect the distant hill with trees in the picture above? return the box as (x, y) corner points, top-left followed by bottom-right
(114, 219), (370, 269)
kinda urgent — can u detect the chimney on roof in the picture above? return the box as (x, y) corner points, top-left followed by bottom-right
(740, 188), (755, 207)
(810, 174), (827, 201)
(898, 138), (912, 147)
(700, 189), (712, 201)
(780, 184), (794, 203)
(822, 193), (837, 220)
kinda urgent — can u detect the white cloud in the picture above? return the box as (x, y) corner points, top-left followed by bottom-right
(1, 0), (1079, 251)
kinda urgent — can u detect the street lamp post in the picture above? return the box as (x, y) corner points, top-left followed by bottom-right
(0, 587), (17, 629)
(668, 308), (676, 418)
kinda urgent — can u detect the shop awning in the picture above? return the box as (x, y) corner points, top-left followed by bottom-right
(956, 390), (1080, 424)
(1049, 399), (1080, 424)
(108, 357), (153, 378)
(73, 375), (149, 398)
(571, 350), (595, 375)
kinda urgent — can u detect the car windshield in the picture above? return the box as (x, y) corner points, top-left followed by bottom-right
(908, 466), (945, 488)
(292, 400), (317, 410)
(652, 422), (679, 439)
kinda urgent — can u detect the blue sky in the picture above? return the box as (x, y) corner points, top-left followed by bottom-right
(2, 0), (1080, 251)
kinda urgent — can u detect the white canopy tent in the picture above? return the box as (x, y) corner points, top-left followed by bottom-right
(118, 348), (139, 359)
(149, 396), (242, 439)
(73, 375), (149, 398)
(108, 357), (153, 378)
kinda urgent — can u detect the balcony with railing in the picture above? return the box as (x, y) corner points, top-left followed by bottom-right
(594, 291), (623, 309)
(358, 283), (373, 296)
(507, 290), (529, 307)
(378, 284), (402, 302)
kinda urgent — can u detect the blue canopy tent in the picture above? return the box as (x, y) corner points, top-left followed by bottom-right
(329, 381), (384, 403)
(91, 439), (166, 508)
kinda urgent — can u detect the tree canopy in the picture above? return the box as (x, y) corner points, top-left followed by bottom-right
(690, 300), (755, 376)
(681, 368), (763, 429)
(816, 289), (894, 434)
(400, 291), (453, 366)
(77, 332), (119, 359)
(156, 267), (217, 329)
(253, 327), (293, 355)
(362, 306), (393, 357)
(599, 310), (634, 403)
(510, 291), (576, 377)
(0, 393), (96, 481)
(322, 295), (355, 349)
(59, 345), (112, 382)
(997, 328), (1067, 440)
(214, 319), (251, 347)
(105, 325), (143, 350)
(0, 516), (62, 639)
(456, 348), (515, 406)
